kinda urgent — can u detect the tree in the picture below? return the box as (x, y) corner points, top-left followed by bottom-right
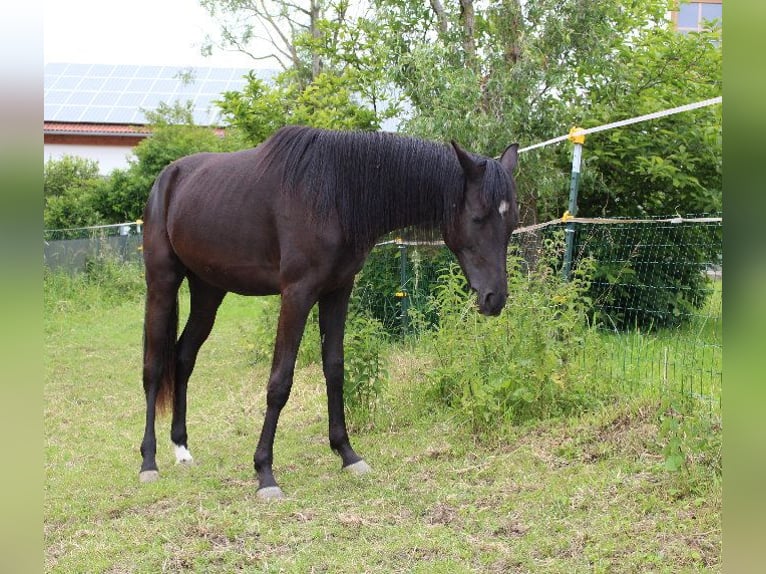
(215, 70), (379, 145)
(199, 0), (352, 84)
(574, 22), (722, 218)
(358, 0), (721, 223)
(44, 155), (104, 228)
(201, 1), (394, 140)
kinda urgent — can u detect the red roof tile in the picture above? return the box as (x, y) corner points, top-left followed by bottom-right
(43, 122), (226, 137)
(44, 122), (152, 136)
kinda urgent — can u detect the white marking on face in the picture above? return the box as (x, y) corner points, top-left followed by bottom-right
(174, 444), (194, 464)
(498, 200), (510, 218)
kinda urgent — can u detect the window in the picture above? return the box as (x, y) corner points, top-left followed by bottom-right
(674, 1), (722, 33)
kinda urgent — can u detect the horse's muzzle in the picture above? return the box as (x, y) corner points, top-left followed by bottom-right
(478, 290), (507, 316)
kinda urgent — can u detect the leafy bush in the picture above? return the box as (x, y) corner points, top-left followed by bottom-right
(423, 239), (609, 434)
(571, 219), (721, 331)
(44, 155), (106, 229)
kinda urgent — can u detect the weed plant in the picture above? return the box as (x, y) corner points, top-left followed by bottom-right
(420, 240), (614, 435)
(44, 256), (145, 313)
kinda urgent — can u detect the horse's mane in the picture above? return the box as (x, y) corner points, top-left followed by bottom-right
(258, 125), (512, 248)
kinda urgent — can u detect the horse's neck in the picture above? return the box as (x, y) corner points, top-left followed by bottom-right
(377, 179), (447, 239)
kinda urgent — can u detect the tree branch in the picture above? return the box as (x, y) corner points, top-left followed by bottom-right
(428, 0), (449, 36)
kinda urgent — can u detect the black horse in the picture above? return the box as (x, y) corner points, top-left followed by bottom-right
(140, 125), (519, 498)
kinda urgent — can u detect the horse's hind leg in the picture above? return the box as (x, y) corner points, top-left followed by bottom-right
(140, 261), (184, 483)
(171, 275), (226, 465)
(318, 284), (371, 475)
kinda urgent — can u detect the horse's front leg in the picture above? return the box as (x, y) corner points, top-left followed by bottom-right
(318, 285), (371, 475)
(253, 286), (314, 500)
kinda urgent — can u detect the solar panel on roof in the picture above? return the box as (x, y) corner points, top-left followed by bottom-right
(90, 64), (115, 76)
(131, 78), (157, 92)
(78, 77), (107, 91)
(66, 63), (92, 75)
(44, 63), (272, 126)
(46, 91), (69, 105)
(61, 106), (88, 121)
(67, 92), (96, 106)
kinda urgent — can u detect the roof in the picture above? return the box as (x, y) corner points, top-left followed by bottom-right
(43, 121), (226, 138)
(44, 62), (274, 127)
(44, 122), (152, 137)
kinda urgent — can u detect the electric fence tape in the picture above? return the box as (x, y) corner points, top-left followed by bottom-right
(517, 96), (722, 154)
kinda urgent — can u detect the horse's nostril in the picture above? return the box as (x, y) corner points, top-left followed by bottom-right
(479, 290), (506, 316)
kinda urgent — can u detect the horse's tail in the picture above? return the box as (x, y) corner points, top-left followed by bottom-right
(156, 297), (178, 416)
(143, 164), (181, 416)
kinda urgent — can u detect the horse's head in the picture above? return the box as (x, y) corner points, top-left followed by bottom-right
(443, 141), (519, 316)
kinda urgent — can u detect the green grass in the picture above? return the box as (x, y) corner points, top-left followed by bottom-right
(44, 275), (721, 573)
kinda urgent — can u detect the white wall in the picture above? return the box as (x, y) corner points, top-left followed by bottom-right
(44, 143), (136, 174)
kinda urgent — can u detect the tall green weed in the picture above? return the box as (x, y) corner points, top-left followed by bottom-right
(44, 256), (145, 313)
(424, 239), (611, 434)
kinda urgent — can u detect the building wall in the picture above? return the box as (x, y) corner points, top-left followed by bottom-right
(43, 142), (137, 174)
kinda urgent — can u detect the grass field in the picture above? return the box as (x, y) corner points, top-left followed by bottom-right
(44, 272), (721, 573)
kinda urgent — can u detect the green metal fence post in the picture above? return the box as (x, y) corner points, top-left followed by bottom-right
(395, 238), (409, 334)
(562, 127), (585, 280)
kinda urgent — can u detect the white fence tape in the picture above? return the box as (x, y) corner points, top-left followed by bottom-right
(518, 96), (722, 154)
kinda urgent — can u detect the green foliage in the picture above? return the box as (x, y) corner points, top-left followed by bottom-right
(214, 74), (287, 145)
(44, 257), (145, 313)
(573, 23), (722, 218)
(343, 313), (389, 425)
(351, 244), (456, 337)
(658, 396), (722, 496)
(44, 155), (105, 228)
(577, 220), (721, 331)
(357, 0), (721, 224)
(424, 240), (607, 434)
(44, 154), (101, 198)
(216, 70), (380, 146)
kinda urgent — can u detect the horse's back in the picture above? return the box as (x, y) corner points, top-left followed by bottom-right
(145, 145), (354, 296)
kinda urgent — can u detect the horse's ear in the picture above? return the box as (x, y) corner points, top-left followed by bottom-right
(499, 143), (519, 173)
(451, 140), (486, 180)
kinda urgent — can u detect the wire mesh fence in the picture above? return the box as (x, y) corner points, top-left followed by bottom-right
(352, 215), (722, 410)
(44, 223), (144, 273)
(43, 215), (722, 410)
(516, 215), (722, 411)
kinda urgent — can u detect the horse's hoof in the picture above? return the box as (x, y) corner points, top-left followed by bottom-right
(343, 460), (373, 476)
(139, 470), (160, 483)
(174, 445), (194, 465)
(257, 486), (285, 501)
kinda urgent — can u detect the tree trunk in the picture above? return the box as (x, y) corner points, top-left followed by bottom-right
(310, 0), (323, 79)
(459, 0), (477, 65)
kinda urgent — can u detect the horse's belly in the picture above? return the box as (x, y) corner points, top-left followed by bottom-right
(171, 228), (282, 295)
(193, 260), (281, 296)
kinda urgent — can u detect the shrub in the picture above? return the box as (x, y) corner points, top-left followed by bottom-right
(424, 238), (609, 434)
(342, 313), (389, 426)
(571, 219), (721, 331)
